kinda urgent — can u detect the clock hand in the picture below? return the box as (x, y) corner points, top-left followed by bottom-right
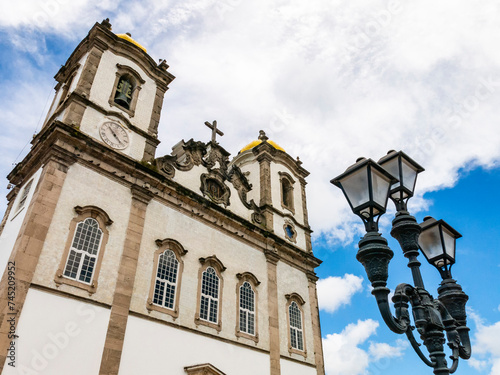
(110, 128), (120, 141)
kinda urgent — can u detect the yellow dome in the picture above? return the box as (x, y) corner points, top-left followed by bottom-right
(116, 33), (147, 53)
(240, 139), (285, 153)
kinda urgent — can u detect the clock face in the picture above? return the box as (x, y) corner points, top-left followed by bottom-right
(99, 122), (129, 150)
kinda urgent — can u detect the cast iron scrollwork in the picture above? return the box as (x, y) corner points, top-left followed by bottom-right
(358, 211), (471, 375)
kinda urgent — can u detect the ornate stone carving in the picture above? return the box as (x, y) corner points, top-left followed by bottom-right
(154, 138), (266, 222)
(200, 172), (231, 207)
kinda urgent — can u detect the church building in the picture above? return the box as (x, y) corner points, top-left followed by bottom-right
(0, 19), (325, 375)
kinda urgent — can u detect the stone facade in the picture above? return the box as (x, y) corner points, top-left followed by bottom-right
(0, 19), (324, 375)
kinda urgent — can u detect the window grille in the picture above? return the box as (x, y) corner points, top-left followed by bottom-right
(289, 301), (304, 351)
(200, 267), (219, 323)
(17, 179), (33, 211)
(153, 250), (179, 309)
(239, 281), (255, 335)
(64, 217), (102, 284)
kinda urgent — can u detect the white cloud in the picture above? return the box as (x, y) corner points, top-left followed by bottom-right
(368, 339), (407, 361)
(2, 0), (500, 244)
(323, 319), (407, 375)
(317, 274), (364, 313)
(468, 310), (500, 375)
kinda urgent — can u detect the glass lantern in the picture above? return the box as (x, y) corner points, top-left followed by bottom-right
(378, 150), (424, 212)
(331, 157), (397, 232)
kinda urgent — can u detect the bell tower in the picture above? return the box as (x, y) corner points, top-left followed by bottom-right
(43, 18), (175, 161)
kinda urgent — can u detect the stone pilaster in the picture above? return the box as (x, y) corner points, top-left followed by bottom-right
(299, 178), (312, 253)
(98, 185), (153, 375)
(265, 245), (281, 375)
(147, 86), (166, 137)
(75, 45), (105, 98)
(0, 157), (73, 372)
(307, 272), (325, 375)
(257, 152), (274, 231)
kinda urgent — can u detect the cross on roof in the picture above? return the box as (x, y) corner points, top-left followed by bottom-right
(204, 120), (224, 144)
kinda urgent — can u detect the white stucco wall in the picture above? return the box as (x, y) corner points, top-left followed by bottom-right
(0, 168), (43, 280)
(170, 165), (205, 197)
(280, 358), (318, 375)
(130, 198), (270, 350)
(32, 163), (132, 305)
(2, 288), (110, 375)
(276, 261), (315, 365)
(119, 314), (270, 375)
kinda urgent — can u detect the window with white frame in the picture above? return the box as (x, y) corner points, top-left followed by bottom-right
(153, 250), (179, 309)
(17, 179), (33, 211)
(55, 206), (112, 293)
(195, 256), (225, 331)
(239, 281), (255, 335)
(147, 239), (187, 317)
(64, 217), (103, 284)
(200, 267), (219, 323)
(289, 301), (304, 351)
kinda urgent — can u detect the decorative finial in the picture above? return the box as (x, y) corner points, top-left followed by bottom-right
(159, 59), (169, 70)
(126, 32), (132, 37)
(204, 120), (224, 144)
(101, 18), (112, 30)
(258, 130), (268, 142)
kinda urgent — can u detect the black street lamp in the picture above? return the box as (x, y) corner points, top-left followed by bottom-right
(331, 151), (471, 375)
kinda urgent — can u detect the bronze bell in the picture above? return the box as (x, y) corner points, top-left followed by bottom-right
(114, 78), (133, 109)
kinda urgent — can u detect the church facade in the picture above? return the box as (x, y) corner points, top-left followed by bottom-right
(0, 19), (325, 375)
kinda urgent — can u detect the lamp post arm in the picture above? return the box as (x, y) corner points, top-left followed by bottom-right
(457, 327), (471, 359)
(405, 327), (436, 368)
(357, 232), (410, 334)
(372, 287), (409, 334)
(448, 354), (459, 374)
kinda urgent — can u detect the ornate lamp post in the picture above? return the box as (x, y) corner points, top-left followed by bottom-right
(331, 150), (471, 375)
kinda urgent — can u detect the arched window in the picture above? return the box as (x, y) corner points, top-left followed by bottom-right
(64, 217), (102, 283)
(289, 301), (303, 350)
(239, 282), (255, 334)
(114, 75), (134, 109)
(153, 250), (178, 309)
(200, 267), (219, 323)
(286, 293), (307, 356)
(55, 206), (112, 293)
(195, 256), (226, 331)
(236, 272), (260, 342)
(279, 172), (295, 213)
(109, 64), (145, 116)
(147, 239), (187, 318)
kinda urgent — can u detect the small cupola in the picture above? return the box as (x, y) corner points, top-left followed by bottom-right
(239, 130), (285, 153)
(115, 32), (147, 53)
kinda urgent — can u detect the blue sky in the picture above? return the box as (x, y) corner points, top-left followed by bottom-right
(1, 1), (500, 374)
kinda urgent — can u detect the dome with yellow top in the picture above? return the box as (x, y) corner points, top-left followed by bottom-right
(116, 32), (147, 53)
(240, 130), (285, 153)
